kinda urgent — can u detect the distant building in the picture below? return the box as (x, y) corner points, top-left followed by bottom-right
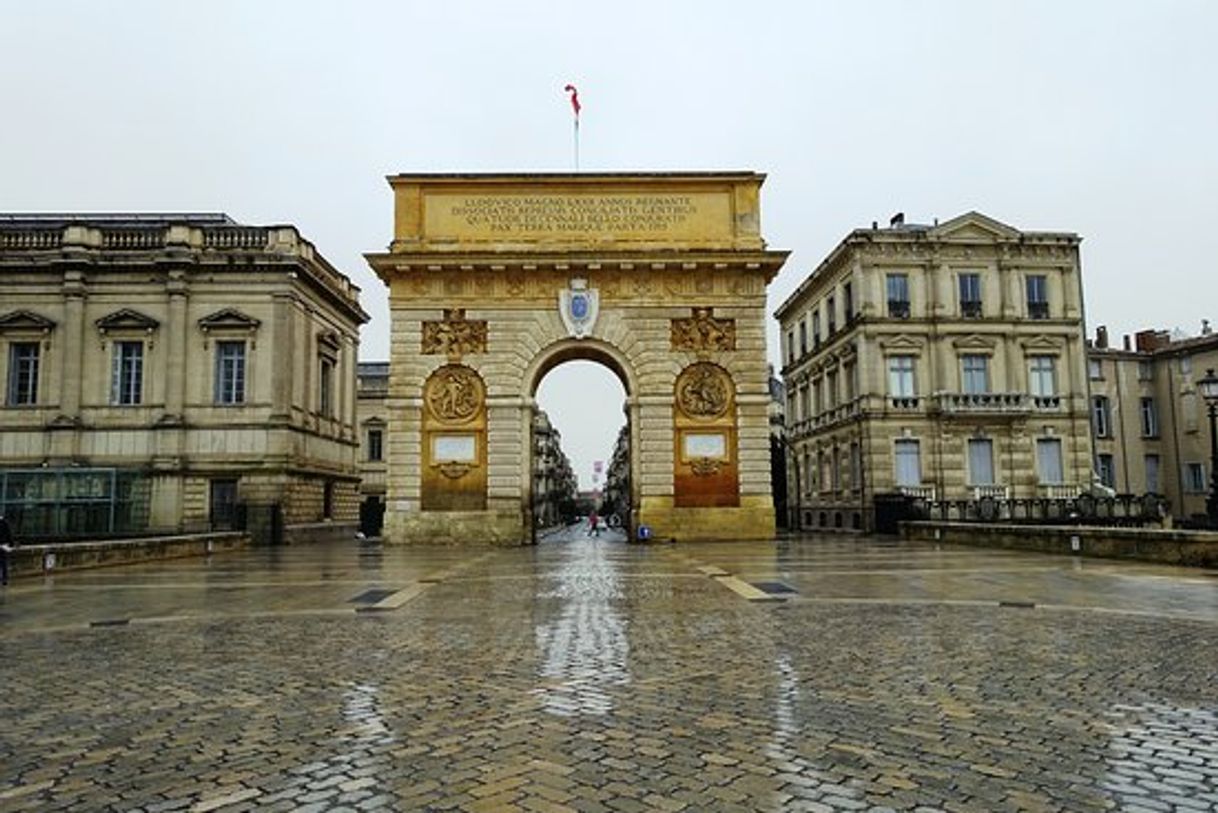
(775, 212), (1093, 531)
(532, 409), (577, 531)
(602, 424), (630, 525)
(0, 214), (368, 540)
(356, 361), (388, 536)
(1087, 324), (1218, 522)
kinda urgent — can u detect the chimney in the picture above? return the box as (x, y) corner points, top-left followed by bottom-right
(889, 212), (905, 228)
(1123, 334), (1131, 351)
(1203, 319), (1212, 336)
(1096, 325), (1109, 349)
(1135, 329), (1170, 352)
(871, 221), (878, 230)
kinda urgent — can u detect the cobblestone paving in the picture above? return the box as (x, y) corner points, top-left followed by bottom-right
(1, 535), (1217, 811)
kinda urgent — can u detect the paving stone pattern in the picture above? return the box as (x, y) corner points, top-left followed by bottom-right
(1, 535), (1217, 811)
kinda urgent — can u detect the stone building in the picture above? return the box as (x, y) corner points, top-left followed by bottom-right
(0, 214), (368, 540)
(774, 212), (1093, 531)
(1087, 324), (1218, 522)
(602, 424), (631, 524)
(532, 410), (577, 531)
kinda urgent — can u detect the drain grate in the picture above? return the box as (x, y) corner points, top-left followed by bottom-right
(349, 588), (396, 605)
(752, 581), (798, 596)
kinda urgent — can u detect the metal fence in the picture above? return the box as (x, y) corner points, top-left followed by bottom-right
(0, 468), (150, 540)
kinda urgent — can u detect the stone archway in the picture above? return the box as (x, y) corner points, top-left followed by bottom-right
(366, 172), (789, 544)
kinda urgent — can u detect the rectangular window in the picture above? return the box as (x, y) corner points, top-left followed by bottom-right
(844, 362), (856, 401)
(798, 321), (807, 355)
(1036, 438), (1064, 484)
(6, 342), (40, 405)
(812, 312), (821, 346)
(894, 439), (921, 487)
(214, 341), (246, 405)
(1138, 360), (1153, 381)
(1139, 397), (1158, 437)
(367, 428), (383, 462)
(825, 371), (837, 409)
(799, 385), (810, 420)
(961, 355), (990, 394)
(959, 273), (982, 317)
(886, 273), (910, 317)
(1098, 454), (1116, 488)
(849, 442), (861, 491)
(803, 450), (813, 496)
(843, 282), (853, 321)
(967, 438), (995, 485)
(812, 378), (821, 415)
(786, 331), (794, 365)
(209, 478), (239, 530)
(1145, 454), (1161, 494)
(826, 295), (837, 334)
(1092, 395), (1112, 438)
(1028, 355), (1056, 397)
(319, 358), (335, 418)
(1026, 274), (1049, 318)
(110, 341), (144, 405)
(1185, 463), (1207, 493)
(888, 355), (916, 397)
(1089, 358), (1103, 380)
(1180, 356), (1192, 376)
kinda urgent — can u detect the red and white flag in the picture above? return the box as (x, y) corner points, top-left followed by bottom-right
(564, 84), (581, 118)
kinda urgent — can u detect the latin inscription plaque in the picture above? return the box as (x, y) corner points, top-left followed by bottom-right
(423, 191), (734, 244)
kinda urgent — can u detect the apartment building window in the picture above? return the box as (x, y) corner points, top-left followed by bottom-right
(959, 273), (982, 318)
(209, 478), (239, 530)
(214, 341), (247, 405)
(110, 341), (144, 405)
(1092, 395), (1112, 437)
(1139, 397), (1159, 437)
(826, 295), (836, 334)
(799, 385), (810, 420)
(818, 450), (829, 493)
(1185, 463), (1207, 493)
(1028, 355), (1056, 397)
(367, 428), (384, 462)
(1036, 438), (1064, 484)
(6, 342), (40, 405)
(967, 438), (995, 485)
(1180, 356), (1192, 376)
(803, 450), (813, 496)
(843, 282), (853, 321)
(888, 356), (916, 397)
(1138, 360), (1152, 381)
(831, 447), (841, 492)
(894, 439), (921, 486)
(812, 378), (822, 415)
(1097, 454), (1116, 489)
(1026, 274), (1049, 319)
(961, 355), (990, 394)
(844, 362), (857, 401)
(1145, 454), (1161, 494)
(1089, 358), (1103, 380)
(886, 274), (910, 318)
(786, 331), (795, 365)
(849, 442), (861, 491)
(826, 370), (838, 409)
(798, 321), (807, 355)
(812, 312), (821, 347)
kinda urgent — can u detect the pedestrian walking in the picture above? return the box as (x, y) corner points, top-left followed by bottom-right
(587, 510), (600, 538)
(0, 514), (13, 586)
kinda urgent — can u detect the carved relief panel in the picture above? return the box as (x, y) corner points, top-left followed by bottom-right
(421, 363), (487, 510)
(673, 362), (739, 507)
(421, 308), (487, 360)
(671, 307), (736, 355)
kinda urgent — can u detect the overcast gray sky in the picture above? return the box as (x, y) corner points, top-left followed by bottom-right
(3, 1), (1216, 489)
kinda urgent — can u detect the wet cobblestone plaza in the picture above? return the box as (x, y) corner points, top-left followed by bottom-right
(2, 533), (1217, 812)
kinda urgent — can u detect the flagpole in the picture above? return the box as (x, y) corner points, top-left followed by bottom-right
(574, 116), (580, 172)
(564, 84), (582, 172)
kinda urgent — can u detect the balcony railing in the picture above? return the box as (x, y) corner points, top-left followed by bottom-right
(1028, 301), (1050, 319)
(887, 300), (910, 319)
(934, 392), (1030, 414)
(1032, 395), (1062, 410)
(971, 484), (1010, 500)
(1038, 484), (1081, 499)
(890, 396), (921, 410)
(961, 301), (983, 318)
(898, 485), (936, 500)
(0, 229), (62, 250)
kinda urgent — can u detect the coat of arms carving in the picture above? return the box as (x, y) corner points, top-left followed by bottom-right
(558, 278), (599, 339)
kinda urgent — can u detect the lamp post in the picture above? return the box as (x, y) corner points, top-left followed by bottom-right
(1198, 368), (1218, 527)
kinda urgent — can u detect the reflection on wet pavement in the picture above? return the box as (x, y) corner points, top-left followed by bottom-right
(1, 534), (1216, 811)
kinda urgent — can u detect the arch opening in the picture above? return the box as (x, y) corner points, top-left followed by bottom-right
(530, 350), (632, 544)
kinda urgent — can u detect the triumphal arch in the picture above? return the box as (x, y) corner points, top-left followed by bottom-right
(366, 172), (788, 544)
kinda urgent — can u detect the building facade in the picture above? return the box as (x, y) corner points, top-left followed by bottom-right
(775, 212), (1093, 531)
(532, 410), (577, 532)
(356, 361), (389, 535)
(0, 214), (368, 540)
(1087, 325), (1218, 522)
